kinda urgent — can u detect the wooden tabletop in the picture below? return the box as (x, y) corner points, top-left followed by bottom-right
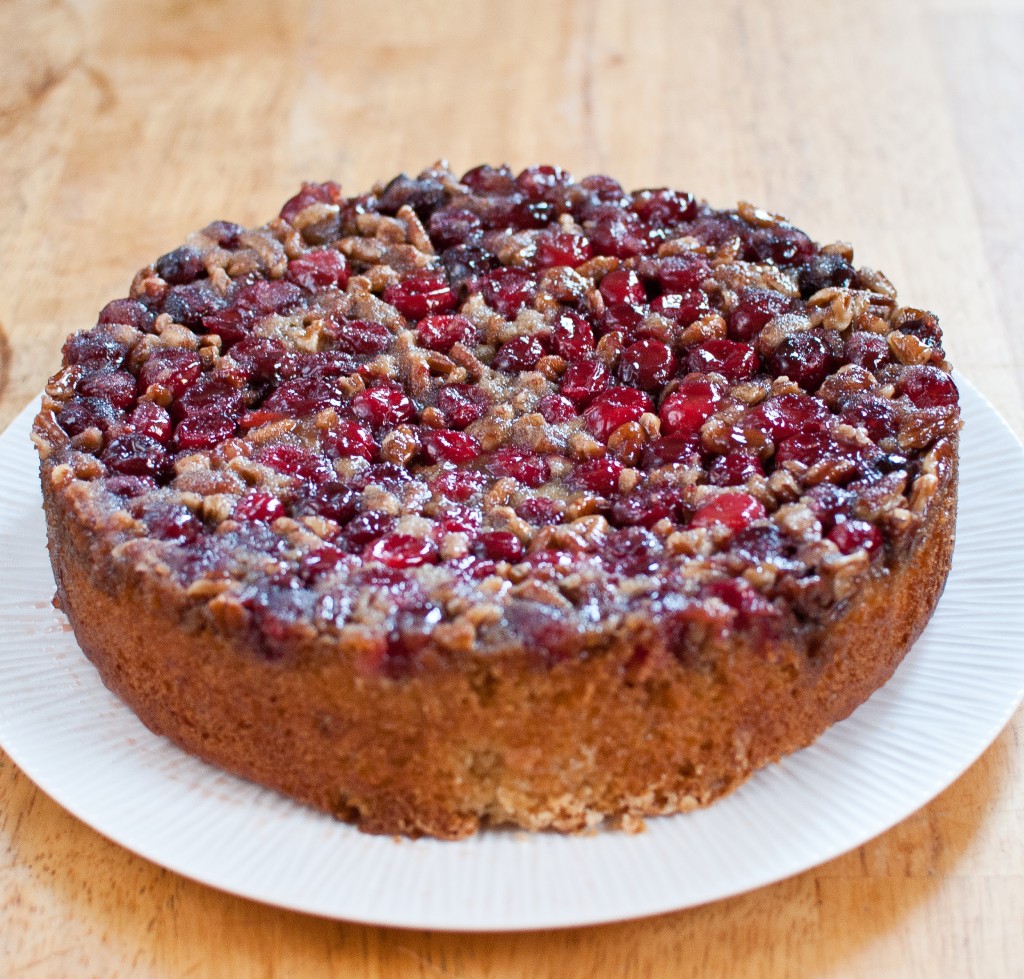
(2, 0), (1023, 974)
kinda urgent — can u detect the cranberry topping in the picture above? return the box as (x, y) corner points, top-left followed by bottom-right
(416, 314), (478, 352)
(896, 365), (959, 408)
(384, 271), (456, 319)
(488, 447), (550, 487)
(561, 360), (611, 408)
(584, 387), (654, 441)
(690, 493), (766, 532)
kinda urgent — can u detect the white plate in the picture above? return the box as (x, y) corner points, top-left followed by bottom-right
(1, 377), (1023, 932)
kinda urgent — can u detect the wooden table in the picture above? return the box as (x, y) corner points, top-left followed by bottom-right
(2, 0), (1022, 974)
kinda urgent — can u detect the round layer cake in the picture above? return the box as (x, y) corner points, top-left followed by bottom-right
(33, 163), (960, 839)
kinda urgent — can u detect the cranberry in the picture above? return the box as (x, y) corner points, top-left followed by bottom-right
(422, 429), (481, 463)
(709, 450), (764, 486)
(428, 208), (483, 248)
(767, 331), (835, 389)
(476, 531), (525, 562)
(204, 220), (245, 248)
(839, 396), (900, 442)
(561, 359), (610, 408)
(174, 413), (237, 450)
(655, 254), (712, 292)
(298, 544), (346, 581)
(258, 444), (332, 482)
(63, 331), (127, 371)
(805, 484), (854, 529)
(234, 490), (285, 523)
(589, 211), (653, 258)
(104, 475), (157, 497)
(602, 302), (647, 341)
(296, 482), (359, 524)
(481, 268), (537, 318)
(743, 224), (815, 266)
(829, 519), (882, 555)
(147, 504), (202, 542)
(845, 332), (890, 372)
(493, 334), (548, 373)
(745, 393), (830, 443)
(610, 487), (685, 528)
(729, 288), (792, 342)
(376, 174), (447, 219)
(516, 165), (573, 204)
(56, 397), (119, 436)
(344, 511), (396, 548)
(551, 312), (595, 360)
(618, 339), (677, 390)
(651, 290), (709, 325)
(327, 319), (392, 356)
(102, 434), (169, 478)
(430, 468), (487, 501)
(686, 339), (759, 381)
(774, 430), (835, 467)
(487, 447), (550, 487)
(322, 419), (377, 461)
(129, 401), (173, 443)
(599, 268), (646, 306)
(351, 384), (414, 430)
(261, 376), (341, 417)
(77, 370), (137, 410)
(98, 299), (155, 330)
(460, 164), (516, 195)
(641, 436), (700, 469)
(631, 188), (697, 225)
(797, 253), (854, 298)
(602, 527), (662, 576)
(690, 493), (766, 532)
(584, 386), (654, 441)
(384, 271), (456, 319)
(173, 376), (244, 421)
(155, 246), (206, 285)
(366, 533), (438, 568)
(659, 376), (722, 437)
(280, 181), (341, 223)
(515, 496), (563, 524)
(416, 314), (478, 352)
(440, 243), (499, 292)
(896, 366), (958, 408)
(572, 456), (624, 495)
(533, 230), (592, 269)
(286, 248), (349, 291)
(234, 280), (306, 316)
(538, 394), (576, 423)
(137, 348), (202, 398)
(163, 281), (228, 327)
(434, 384), (488, 428)
(576, 173), (627, 204)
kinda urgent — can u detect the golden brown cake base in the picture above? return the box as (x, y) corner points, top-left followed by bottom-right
(42, 443), (956, 840)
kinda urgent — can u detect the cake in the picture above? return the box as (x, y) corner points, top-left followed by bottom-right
(32, 163), (960, 839)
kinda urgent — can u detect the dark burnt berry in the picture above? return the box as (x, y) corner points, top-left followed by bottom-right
(344, 511), (397, 548)
(428, 208), (483, 249)
(63, 331), (127, 371)
(797, 253), (854, 298)
(77, 370), (137, 410)
(163, 281), (228, 327)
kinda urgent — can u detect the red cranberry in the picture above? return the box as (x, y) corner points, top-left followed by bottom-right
(493, 334), (548, 372)
(344, 511), (396, 547)
(286, 248), (349, 291)
(296, 482), (359, 525)
(845, 332), (890, 372)
(234, 490), (285, 523)
(515, 496), (563, 524)
(488, 447), (550, 487)
(351, 384), (414, 430)
(482, 268), (537, 318)
(599, 268), (646, 306)
(641, 436), (700, 469)
(56, 397), (119, 436)
(63, 331), (127, 371)
(533, 230), (592, 269)
(460, 164), (516, 195)
(561, 359), (611, 408)
(104, 475), (158, 497)
(147, 505), (202, 542)
(327, 319), (392, 356)
(610, 487), (685, 528)
(651, 290), (709, 325)
(516, 165), (573, 203)
(129, 401), (173, 443)
(774, 430), (835, 467)
(687, 339), (759, 381)
(366, 533), (438, 568)
(430, 468), (487, 501)
(299, 544), (346, 581)
(729, 288), (792, 342)
(538, 394), (577, 423)
(434, 384), (489, 429)
(709, 450), (764, 486)
(655, 254), (712, 292)
(602, 302), (647, 341)
(226, 336), (299, 383)
(163, 281), (228, 327)
(204, 220), (244, 248)
(102, 434), (169, 478)
(631, 188), (697, 225)
(659, 376), (722, 437)
(416, 314), (478, 352)
(839, 396), (900, 442)
(261, 376), (341, 417)
(280, 181), (341, 223)
(384, 271), (457, 319)
(173, 376), (244, 421)
(618, 339), (677, 390)
(156, 246), (206, 285)
(829, 519), (882, 555)
(428, 208), (484, 248)
(552, 311), (596, 360)
(422, 429), (481, 464)
(602, 527), (662, 576)
(322, 420), (377, 461)
(77, 370), (137, 410)
(584, 386), (654, 440)
(589, 211), (653, 258)
(767, 331), (835, 390)
(137, 348), (202, 398)
(690, 493), (766, 532)
(896, 366), (958, 408)
(174, 413), (237, 450)
(805, 484), (854, 529)
(576, 173), (626, 203)
(98, 299), (155, 330)
(571, 456), (624, 495)
(745, 393), (830, 442)
(477, 531), (525, 562)
(258, 444), (332, 482)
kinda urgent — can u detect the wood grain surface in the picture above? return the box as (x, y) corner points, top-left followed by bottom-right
(2, 0), (1022, 975)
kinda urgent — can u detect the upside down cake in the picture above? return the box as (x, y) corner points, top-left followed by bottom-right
(32, 163), (960, 839)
